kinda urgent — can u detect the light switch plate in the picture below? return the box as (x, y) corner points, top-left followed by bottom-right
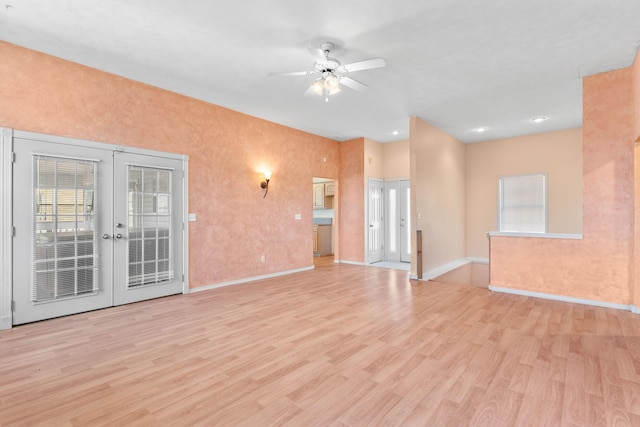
(295, 213), (301, 220)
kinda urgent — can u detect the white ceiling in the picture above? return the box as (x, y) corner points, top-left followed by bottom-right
(1, 0), (639, 143)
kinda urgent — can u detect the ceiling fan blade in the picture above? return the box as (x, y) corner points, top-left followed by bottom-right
(341, 57), (386, 73)
(308, 47), (327, 64)
(268, 70), (315, 77)
(340, 76), (368, 91)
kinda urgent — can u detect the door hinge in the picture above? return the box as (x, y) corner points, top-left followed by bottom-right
(11, 226), (15, 237)
(11, 152), (15, 163)
(182, 274), (184, 283)
(11, 301), (15, 312)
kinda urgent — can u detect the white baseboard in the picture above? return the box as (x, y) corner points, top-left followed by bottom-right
(489, 285), (637, 313)
(466, 257), (489, 264)
(421, 258), (470, 281)
(0, 314), (11, 330)
(336, 260), (366, 266)
(190, 265), (314, 293)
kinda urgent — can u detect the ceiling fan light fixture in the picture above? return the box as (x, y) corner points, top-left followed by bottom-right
(311, 78), (324, 95)
(324, 74), (340, 92)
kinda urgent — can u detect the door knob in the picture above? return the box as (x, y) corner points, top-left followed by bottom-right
(102, 234), (111, 239)
(115, 233), (123, 239)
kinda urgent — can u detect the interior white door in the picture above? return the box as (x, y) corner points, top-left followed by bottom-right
(112, 152), (184, 305)
(12, 137), (114, 325)
(368, 178), (384, 263)
(11, 132), (185, 325)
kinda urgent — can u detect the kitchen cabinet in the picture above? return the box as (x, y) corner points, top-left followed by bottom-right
(313, 182), (334, 209)
(325, 182), (335, 196)
(313, 225), (318, 253)
(313, 184), (325, 209)
(315, 225), (332, 256)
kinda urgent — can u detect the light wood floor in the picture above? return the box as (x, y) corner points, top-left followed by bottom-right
(2, 261), (640, 426)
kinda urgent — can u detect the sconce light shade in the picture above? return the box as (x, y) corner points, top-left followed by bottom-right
(261, 171), (271, 198)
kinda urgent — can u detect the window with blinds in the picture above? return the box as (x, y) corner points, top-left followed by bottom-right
(32, 155), (99, 302)
(127, 165), (174, 287)
(499, 173), (546, 233)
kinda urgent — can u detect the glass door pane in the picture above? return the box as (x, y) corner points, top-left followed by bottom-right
(32, 156), (99, 302)
(127, 165), (174, 288)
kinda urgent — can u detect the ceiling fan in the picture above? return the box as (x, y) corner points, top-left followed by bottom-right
(269, 42), (386, 102)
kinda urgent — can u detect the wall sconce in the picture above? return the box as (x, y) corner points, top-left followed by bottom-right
(260, 171), (272, 198)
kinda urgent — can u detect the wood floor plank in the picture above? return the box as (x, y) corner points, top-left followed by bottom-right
(2, 260), (640, 425)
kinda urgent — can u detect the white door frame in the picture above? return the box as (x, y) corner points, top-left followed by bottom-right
(0, 128), (189, 329)
(1, 128), (13, 329)
(399, 179), (411, 262)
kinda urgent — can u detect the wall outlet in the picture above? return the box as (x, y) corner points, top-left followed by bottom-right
(260, 255), (265, 262)
(188, 213), (197, 222)
(295, 213), (301, 220)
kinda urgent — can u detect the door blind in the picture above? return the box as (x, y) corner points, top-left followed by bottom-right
(32, 155), (99, 302)
(127, 165), (174, 287)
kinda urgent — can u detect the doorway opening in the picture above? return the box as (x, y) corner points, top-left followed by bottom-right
(313, 177), (337, 264)
(367, 178), (410, 270)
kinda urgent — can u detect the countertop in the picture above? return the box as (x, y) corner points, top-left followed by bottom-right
(313, 218), (333, 225)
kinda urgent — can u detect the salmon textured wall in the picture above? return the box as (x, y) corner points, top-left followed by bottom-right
(634, 52), (640, 142)
(0, 41), (341, 289)
(339, 138), (365, 263)
(490, 67), (634, 304)
(633, 51), (640, 308)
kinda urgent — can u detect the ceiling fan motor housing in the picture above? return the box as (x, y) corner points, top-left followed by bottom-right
(315, 58), (340, 72)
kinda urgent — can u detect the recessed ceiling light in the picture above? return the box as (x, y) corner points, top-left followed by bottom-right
(531, 116), (548, 123)
(473, 127), (489, 133)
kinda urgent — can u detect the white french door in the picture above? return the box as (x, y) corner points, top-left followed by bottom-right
(367, 178), (384, 263)
(113, 151), (184, 306)
(10, 131), (185, 325)
(382, 180), (411, 263)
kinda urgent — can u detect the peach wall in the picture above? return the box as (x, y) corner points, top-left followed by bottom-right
(466, 129), (583, 259)
(383, 139), (410, 179)
(634, 51), (640, 143)
(339, 138), (365, 263)
(633, 50), (640, 308)
(0, 41), (342, 289)
(364, 138), (384, 179)
(491, 67), (634, 304)
(411, 117), (466, 274)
